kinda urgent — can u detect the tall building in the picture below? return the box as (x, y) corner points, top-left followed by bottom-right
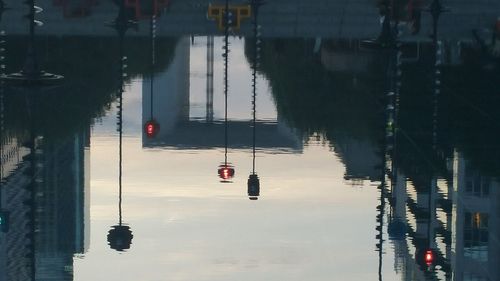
(0, 136), (32, 281)
(453, 153), (500, 281)
(0, 129), (90, 281)
(385, 152), (500, 281)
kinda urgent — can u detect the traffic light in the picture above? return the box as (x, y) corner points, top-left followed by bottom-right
(218, 164), (235, 181)
(424, 249), (434, 266)
(144, 119), (159, 138)
(247, 174), (260, 200)
(416, 248), (435, 268)
(0, 211), (9, 232)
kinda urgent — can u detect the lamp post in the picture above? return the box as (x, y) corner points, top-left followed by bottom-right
(2, 0), (63, 85)
(107, 0), (133, 252)
(247, 0), (263, 200)
(0, 84), (8, 233)
(145, 15), (160, 139)
(218, 0), (235, 183)
(107, 40), (133, 251)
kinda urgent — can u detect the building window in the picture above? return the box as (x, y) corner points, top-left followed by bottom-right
(464, 212), (489, 262)
(465, 169), (490, 197)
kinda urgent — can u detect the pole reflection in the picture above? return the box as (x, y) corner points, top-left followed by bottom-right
(217, 1), (235, 183)
(0, 1), (498, 280)
(106, 0), (134, 252)
(0, 70), (88, 281)
(2, 0), (63, 84)
(246, 0), (263, 201)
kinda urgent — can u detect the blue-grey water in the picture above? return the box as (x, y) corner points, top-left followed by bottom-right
(0, 0), (499, 280)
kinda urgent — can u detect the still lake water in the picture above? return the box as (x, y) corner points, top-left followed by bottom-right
(0, 0), (499, 280)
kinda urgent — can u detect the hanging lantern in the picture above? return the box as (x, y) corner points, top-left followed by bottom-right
(107, 225), (133, 251)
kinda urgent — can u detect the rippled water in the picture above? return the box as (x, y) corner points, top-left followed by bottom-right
(0, 0), (499, 280)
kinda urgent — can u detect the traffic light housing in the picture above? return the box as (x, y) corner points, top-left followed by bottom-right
(144, 119), (160, 138)
(247, 174), (260, 200)
(218, 164), (235, 182)
(416, 248), (436, 268)
(424, 249), (434, 266)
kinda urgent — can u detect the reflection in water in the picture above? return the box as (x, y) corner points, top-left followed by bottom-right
(0, 0), (499, 280)
(246, 0), (263, 200)
(0, 86), (89, 280)
(53, 0), (97, 19)
(144, 16), (160, 139)
(106, 5), (133, 252)
(217, 3), (235, 183)
(2, 0), (63, 84)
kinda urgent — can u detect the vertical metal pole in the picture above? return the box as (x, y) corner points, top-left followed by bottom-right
(206, 36), (214, 123)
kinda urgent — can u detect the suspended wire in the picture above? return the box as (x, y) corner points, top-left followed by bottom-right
(26, 0), (39, 76)
(206, 36), (214, 122)
(432, 31), (442, 152)
(251, 0), (262, 175)
(107, 5), (134, 251)
(377, 13), (401, 281)
(223, 0), (230, 165)
(118, 92), (123, 226)
(117, 29), (127, 226)
(0, 30), (5, 187)
(429, 4), (443, 255)
(150, 15), (156, 120)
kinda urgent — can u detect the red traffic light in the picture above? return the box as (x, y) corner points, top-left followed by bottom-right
(144, 120), (159, 138)
(218, 164), (235, 182)
(424, 249), (434, 266)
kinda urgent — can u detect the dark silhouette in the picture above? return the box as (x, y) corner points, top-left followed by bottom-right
(107, 1), (133, 252)
(218, 0), (235, 183)
(2, 0), (63, 85)
(144, 15), (160, 139)
(247, 0), (264, 200)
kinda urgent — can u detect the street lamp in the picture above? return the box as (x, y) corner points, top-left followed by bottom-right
(2, 0), (63, 85)
(107, 0), (133, 252)
(247, 0), (263, 200)
(217, 0), (236, 183)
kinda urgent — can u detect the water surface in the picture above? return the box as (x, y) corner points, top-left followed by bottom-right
(0, 1), (499, 280)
